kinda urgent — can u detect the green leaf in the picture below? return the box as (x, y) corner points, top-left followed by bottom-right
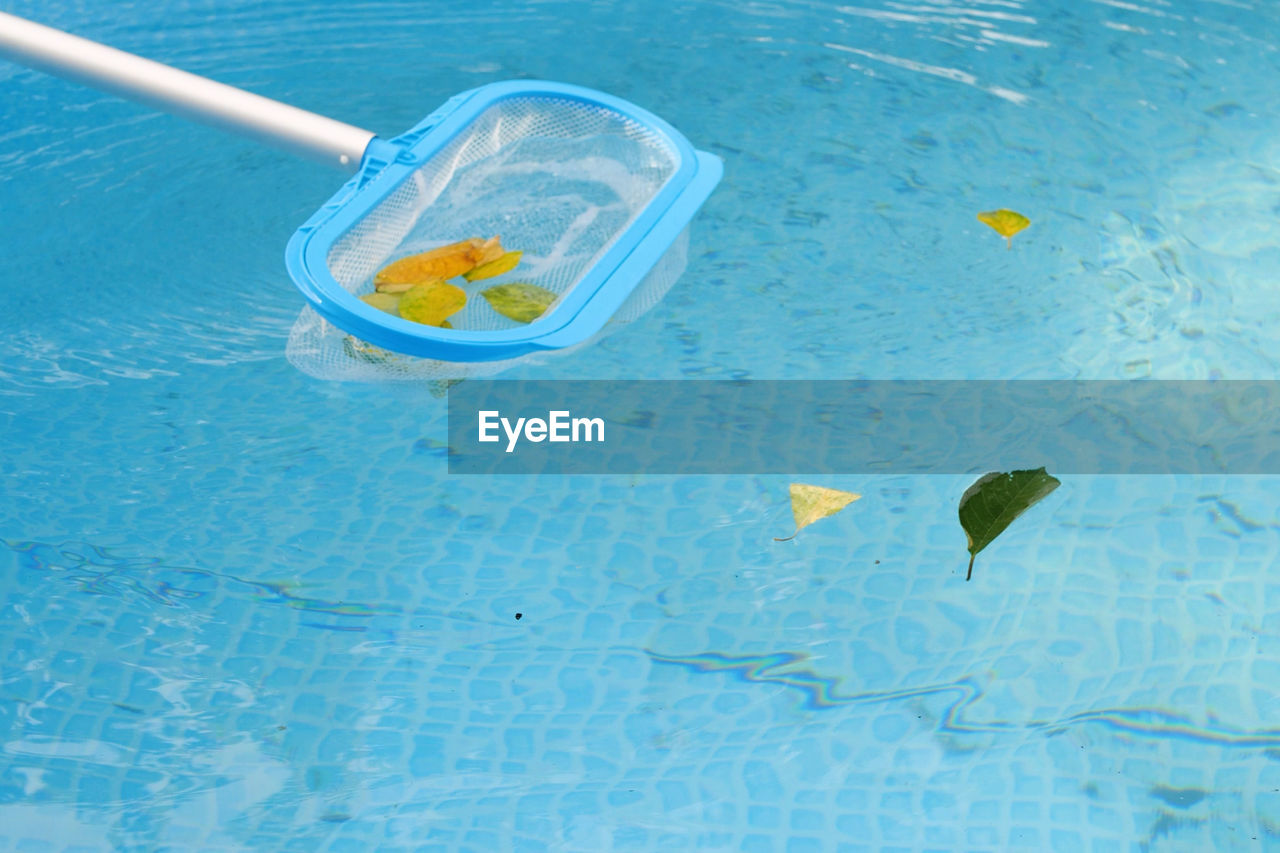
(958, 467), (1060, 581)
(481, 282), (557, 324)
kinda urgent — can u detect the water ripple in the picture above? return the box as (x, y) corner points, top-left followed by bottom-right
(649, 648), (1280, 748)
(3, 538), (390, 621)
(825, 41), (1032, 103)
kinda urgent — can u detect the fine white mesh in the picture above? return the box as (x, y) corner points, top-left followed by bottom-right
(287, 227), (688, 384)
(287, 95), (685, 382)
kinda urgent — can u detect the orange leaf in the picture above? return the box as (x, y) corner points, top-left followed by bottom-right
(376, 239), (485, 284)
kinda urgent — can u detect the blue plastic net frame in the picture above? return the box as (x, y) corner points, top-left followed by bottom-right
(284, 80), (723, 365)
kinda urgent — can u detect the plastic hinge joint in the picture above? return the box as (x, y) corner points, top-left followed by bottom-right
(351, 138), (399, 187)
(398, 90), (476, 143)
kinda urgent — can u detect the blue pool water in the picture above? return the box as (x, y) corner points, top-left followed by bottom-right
(3, 0), (1280, 849)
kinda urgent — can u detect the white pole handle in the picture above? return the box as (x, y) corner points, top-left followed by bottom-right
(0, 11), (377, 171)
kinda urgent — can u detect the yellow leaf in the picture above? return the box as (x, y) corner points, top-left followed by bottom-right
(398, 280), (466, 326)
(774, 483), (861, 541)
(375, 238), (487, 284)
(360, 292), (401, 315)
(977, 208), (1031, 249)
(464, 250), (523, 282)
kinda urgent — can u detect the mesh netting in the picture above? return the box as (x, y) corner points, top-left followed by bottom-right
(287, 95), (685, 382)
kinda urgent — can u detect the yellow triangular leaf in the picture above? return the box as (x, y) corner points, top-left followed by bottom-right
(977, 208), (1031, 248)
(775, 483), (861, 541)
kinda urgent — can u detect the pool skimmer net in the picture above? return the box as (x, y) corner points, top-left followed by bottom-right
(0, 13), (722, 382)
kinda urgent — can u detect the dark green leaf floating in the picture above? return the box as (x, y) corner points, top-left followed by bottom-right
(958, 467), (1060, 581)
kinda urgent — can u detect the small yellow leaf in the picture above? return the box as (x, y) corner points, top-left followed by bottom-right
(775, 483), (861, 541)
(481, 282), (557, 323)
(977, 208), (1031, 249)
(464, 250), (523, 282)
(360, 292), (401, 315)
(398, 280), (466, 326)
